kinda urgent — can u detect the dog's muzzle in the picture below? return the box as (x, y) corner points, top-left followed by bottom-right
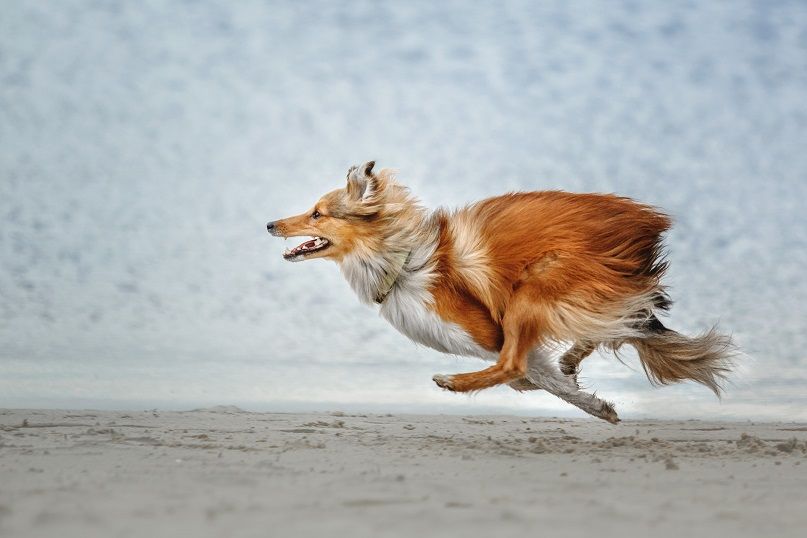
(266, 221), (281, 236)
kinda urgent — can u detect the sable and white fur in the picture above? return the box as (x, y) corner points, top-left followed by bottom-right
(267, 162), (735, 423)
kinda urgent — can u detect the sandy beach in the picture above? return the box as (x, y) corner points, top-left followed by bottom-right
(1, 408), (806, 537)
(3, 2), (807, 537)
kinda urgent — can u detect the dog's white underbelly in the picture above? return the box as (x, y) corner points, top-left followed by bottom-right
(379, 287), (496, 360)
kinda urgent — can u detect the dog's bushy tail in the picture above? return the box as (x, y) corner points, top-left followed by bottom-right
(629, 319), (735, 396)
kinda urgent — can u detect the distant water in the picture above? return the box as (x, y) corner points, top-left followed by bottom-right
(2, 1), (806, 420)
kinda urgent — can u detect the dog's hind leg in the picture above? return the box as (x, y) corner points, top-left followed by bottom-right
(558, 341), (596, 377)
(525, 348), (620, 424)
(510, 341), (595, 391)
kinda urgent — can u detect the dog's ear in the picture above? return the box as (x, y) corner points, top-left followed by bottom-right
(346, 160), (378, 201)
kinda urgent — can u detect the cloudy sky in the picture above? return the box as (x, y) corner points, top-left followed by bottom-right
(2, 0), (806, 420)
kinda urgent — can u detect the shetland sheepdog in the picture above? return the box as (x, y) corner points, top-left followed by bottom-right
(267, 161), (734, 423)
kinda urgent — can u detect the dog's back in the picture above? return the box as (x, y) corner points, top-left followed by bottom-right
(446, 191), (672, 321)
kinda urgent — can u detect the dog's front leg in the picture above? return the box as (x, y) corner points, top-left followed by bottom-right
(432, 360), (525, 393)
(432, 291), (540, 393)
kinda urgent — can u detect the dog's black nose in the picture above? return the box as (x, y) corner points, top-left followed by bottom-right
(266, 221), (276, 233)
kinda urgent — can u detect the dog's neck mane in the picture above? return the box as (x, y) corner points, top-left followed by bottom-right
(338, 212), (439, 305)
(372, 249), (413, 304)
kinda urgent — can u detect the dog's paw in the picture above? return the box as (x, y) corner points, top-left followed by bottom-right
(432, 374), (456, 391)
(597, 401), (620, 425)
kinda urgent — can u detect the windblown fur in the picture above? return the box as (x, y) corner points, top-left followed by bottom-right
(267, 161), (736, 423)
(627, 321), (733, 396)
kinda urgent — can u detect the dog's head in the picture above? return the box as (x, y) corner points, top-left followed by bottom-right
(267, 161), (408, 262)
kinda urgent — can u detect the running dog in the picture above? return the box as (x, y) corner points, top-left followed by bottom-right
(266, 162), (734, 422)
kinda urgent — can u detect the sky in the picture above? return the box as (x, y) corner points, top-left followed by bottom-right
(1, 0), (807, 420)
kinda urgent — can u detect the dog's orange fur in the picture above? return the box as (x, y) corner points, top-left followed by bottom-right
(268, 162), (733, 420)
(425, 192), (672, 391)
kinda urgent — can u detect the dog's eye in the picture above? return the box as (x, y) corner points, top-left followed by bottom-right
(311, 210), (321, 219)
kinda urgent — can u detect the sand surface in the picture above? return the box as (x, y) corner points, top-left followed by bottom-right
(1, 408), (806, 538)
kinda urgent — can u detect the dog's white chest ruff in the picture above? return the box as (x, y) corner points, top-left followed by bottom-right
(379, 286), (494, 360)
(339, 237), (494, 360)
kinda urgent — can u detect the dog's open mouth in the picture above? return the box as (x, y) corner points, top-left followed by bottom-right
(283, 237), (330, 261)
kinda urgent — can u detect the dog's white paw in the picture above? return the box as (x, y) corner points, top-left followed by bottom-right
(432, 374), (455, 391)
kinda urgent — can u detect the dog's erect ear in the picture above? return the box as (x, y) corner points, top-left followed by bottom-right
(346, 160), (378, 201)
(361, 160), (375, 177)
